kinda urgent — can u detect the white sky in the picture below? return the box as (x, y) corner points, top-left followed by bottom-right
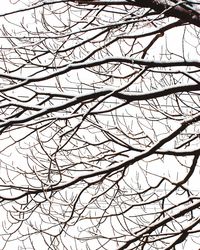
(0, 1), (200, 250)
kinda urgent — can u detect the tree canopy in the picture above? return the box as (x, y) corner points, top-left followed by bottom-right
(0, 0), (200, 249)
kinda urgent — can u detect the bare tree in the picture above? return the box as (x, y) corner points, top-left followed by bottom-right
(0, 0), (200, 249)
